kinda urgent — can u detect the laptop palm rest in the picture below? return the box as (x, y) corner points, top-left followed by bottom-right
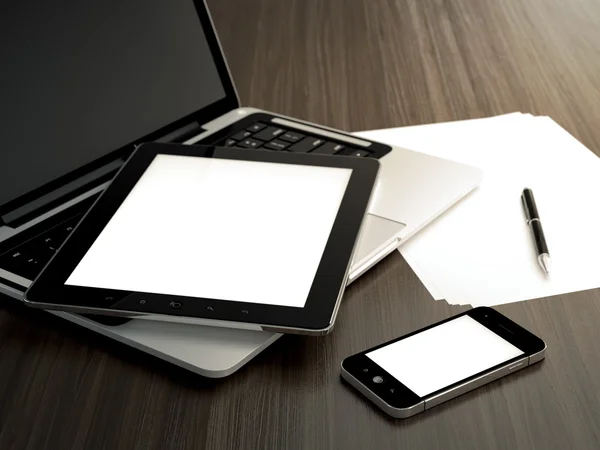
(352, 213), (406, 268)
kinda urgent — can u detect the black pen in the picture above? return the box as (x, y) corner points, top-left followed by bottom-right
(521, 188), (551, 275)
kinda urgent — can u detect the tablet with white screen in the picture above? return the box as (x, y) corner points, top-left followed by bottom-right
(24, 144), (379, 335)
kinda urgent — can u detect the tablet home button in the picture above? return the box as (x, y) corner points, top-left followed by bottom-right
(169, 301), (182, 309)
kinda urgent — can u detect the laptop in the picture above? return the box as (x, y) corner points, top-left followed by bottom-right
(0, 0), (481, 377)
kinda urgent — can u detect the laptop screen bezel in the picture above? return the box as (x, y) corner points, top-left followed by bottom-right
(0, 0), (239, 218)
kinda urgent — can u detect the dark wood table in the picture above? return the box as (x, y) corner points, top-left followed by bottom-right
(2, 0), (600, 448)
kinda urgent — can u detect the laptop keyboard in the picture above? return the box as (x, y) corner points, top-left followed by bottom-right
(0, 213), (82, 281)
(214, 122), (374, 158)
(0, 197), (131, 326)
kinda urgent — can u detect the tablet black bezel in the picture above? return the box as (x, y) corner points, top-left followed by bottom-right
(24, 143), (379, 332)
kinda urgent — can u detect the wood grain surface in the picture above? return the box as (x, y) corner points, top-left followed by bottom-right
(2, 0), (600, 448)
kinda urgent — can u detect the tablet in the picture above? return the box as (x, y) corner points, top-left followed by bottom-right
(24, 144), (379, 335)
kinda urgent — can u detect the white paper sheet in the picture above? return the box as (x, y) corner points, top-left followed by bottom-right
(355, 114), (600, 306)
(400, 250), (444, 300)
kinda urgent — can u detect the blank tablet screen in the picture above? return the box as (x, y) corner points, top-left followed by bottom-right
(65, 154), (352, 308)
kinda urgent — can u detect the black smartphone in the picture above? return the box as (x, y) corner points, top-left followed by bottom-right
(341, 307), (546, 418)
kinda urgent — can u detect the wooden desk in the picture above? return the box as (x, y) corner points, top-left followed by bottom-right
(2, 0), (600, 448)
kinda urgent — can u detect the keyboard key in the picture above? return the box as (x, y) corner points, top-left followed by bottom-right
(54, 218), (80, 241)
(21, 256), (43, 279)
(39, 235), (59, 252)
(0, 249), (27, 274)
(312, 143), (345, 155)
(247, 123), (267, 132)
(30, 235), (59, 254)
(340, 149), (371, 157)
(231, 130), (253, 140)
(4, 243), (48, 279)
(253, 127), (285, 141)
(289, 137), (325, 153)
(263, 140), (290, 151)
(279, 131), (304, 143)
(238, 138), (263, 149)
(63, 225), (75, 236)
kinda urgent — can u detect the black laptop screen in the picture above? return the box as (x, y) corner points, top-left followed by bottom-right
(0, 0), (228, 210)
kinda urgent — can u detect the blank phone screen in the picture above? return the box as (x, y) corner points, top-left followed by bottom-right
(65, 154), (352, 308)
(366, 315), (524, 397)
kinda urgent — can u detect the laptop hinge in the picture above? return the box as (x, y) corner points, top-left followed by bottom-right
(155, 121), (206, 144)
(2, 158), (125, 228)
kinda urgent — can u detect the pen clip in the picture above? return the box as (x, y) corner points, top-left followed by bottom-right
(521, 193), (531, 222)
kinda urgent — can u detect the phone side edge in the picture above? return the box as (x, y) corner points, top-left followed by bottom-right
(529, 342), (547, 365)
(424, 355), (531, 410)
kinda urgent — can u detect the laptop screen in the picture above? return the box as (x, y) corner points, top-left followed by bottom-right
(0, 0), (229, 210)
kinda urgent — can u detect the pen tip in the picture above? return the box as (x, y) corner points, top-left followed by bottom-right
(538, 254), (551, 275)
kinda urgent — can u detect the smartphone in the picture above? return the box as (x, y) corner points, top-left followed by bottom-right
(341, 307), (546, 418)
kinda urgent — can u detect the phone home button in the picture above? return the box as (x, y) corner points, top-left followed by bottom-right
(373, 376), (384, 384)
(169, 301), (182, 309)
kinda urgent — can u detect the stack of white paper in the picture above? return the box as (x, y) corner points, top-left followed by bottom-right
(355, 113), (600, 307)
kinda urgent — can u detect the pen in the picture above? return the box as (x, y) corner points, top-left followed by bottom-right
(521, 188), (551, 275)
